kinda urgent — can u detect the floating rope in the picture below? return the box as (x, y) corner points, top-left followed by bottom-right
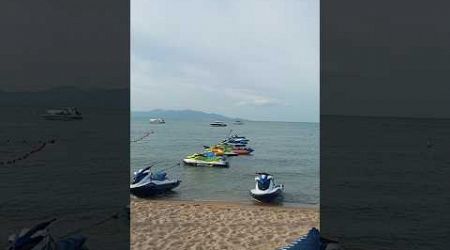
(0, 139), (57, 166)
(157, 162), (181, 172)
(130, 131), (153, 143)
(57, 212), (121, 239)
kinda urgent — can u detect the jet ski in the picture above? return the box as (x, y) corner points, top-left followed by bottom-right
(130, 166), (181, 197)
(229, 134), (249, 142)
(224, 138), (248, 144)
(250, 172), (284, 202)
(183, 152), (229, 167)
(6, 218), (87, 250)
(204, 144), (238, 156)
(221, 140), (247, 147)
(233, 147), (253, 155)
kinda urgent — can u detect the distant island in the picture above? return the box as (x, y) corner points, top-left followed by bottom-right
(132, 109), (246, 122)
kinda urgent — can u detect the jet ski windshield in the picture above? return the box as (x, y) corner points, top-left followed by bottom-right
(133, 169), (150, 184)
(257, 175), (271, 190)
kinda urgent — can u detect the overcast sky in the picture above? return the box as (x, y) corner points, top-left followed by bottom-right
(131, 0), (319, 122)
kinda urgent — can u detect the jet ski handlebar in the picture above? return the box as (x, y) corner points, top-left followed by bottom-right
(140, 166), (152, 172)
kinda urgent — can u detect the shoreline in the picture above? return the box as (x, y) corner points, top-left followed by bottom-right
(131, 196), (319, 209)
(131, 199), (319, 250)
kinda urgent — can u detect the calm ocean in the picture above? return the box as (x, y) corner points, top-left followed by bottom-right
(131, 115), (319, 206)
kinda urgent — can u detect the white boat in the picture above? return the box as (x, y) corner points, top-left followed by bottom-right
(233, 120), (244, 125)
(41, 107), (82, 120)
(250, 172), (284, 202)
(149, 118), (165, 124)
(210, 121), (227, 127)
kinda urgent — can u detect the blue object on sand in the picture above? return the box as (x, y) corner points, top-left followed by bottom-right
(278, 228), (330, 250)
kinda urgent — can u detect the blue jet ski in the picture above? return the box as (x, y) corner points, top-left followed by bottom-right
(250, 172), (284, 202)
(278, 227), (340, 250)
(130, 166), (181, 197)
(7, 218), (87, 250)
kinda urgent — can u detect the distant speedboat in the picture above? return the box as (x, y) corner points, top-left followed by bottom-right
(250, 172), (284, 202)
(41, 107), (83, 120)
(149, 118), (165, 124)
(210, 121), (227, 127)
(233, 120), (244, 125)
(130, 166), (181, 197)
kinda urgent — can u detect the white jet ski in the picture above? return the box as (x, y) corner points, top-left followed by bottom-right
(250, 172), (284, 202)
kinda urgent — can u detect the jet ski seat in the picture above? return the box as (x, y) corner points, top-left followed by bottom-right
(152, 172), (167, 181)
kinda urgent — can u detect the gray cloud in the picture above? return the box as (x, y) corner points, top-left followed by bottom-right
(131, 0), (319, 122)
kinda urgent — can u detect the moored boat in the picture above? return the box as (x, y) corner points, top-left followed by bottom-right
(41, 107), (83, 120)
(210, 121), (227, 127)
(149, 118), (165, 124)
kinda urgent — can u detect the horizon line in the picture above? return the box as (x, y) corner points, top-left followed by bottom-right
(131, 110), (318, 123)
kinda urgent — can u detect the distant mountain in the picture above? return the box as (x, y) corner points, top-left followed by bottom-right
(132, 109), (243, 121)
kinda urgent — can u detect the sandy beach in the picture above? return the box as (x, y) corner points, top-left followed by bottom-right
(131, 199), (319, 250)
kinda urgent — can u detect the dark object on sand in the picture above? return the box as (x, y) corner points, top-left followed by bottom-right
(278, 227), (340, 250)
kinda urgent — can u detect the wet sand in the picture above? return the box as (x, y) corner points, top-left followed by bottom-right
(131, 199), (319, 250)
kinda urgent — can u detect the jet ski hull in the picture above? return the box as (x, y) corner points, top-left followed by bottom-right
(183, 159), (229, 167)
(250, 186), (283, 202)
(233, 149), (252, 155)
(223, 152), (238, 156)
(130, 180), (181, 197)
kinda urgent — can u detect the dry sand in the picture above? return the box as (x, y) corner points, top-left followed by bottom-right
(131, 199), (319, 250)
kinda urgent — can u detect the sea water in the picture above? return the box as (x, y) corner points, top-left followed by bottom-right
(0, 107), (129, 249)
(131, 115), (319, 206)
